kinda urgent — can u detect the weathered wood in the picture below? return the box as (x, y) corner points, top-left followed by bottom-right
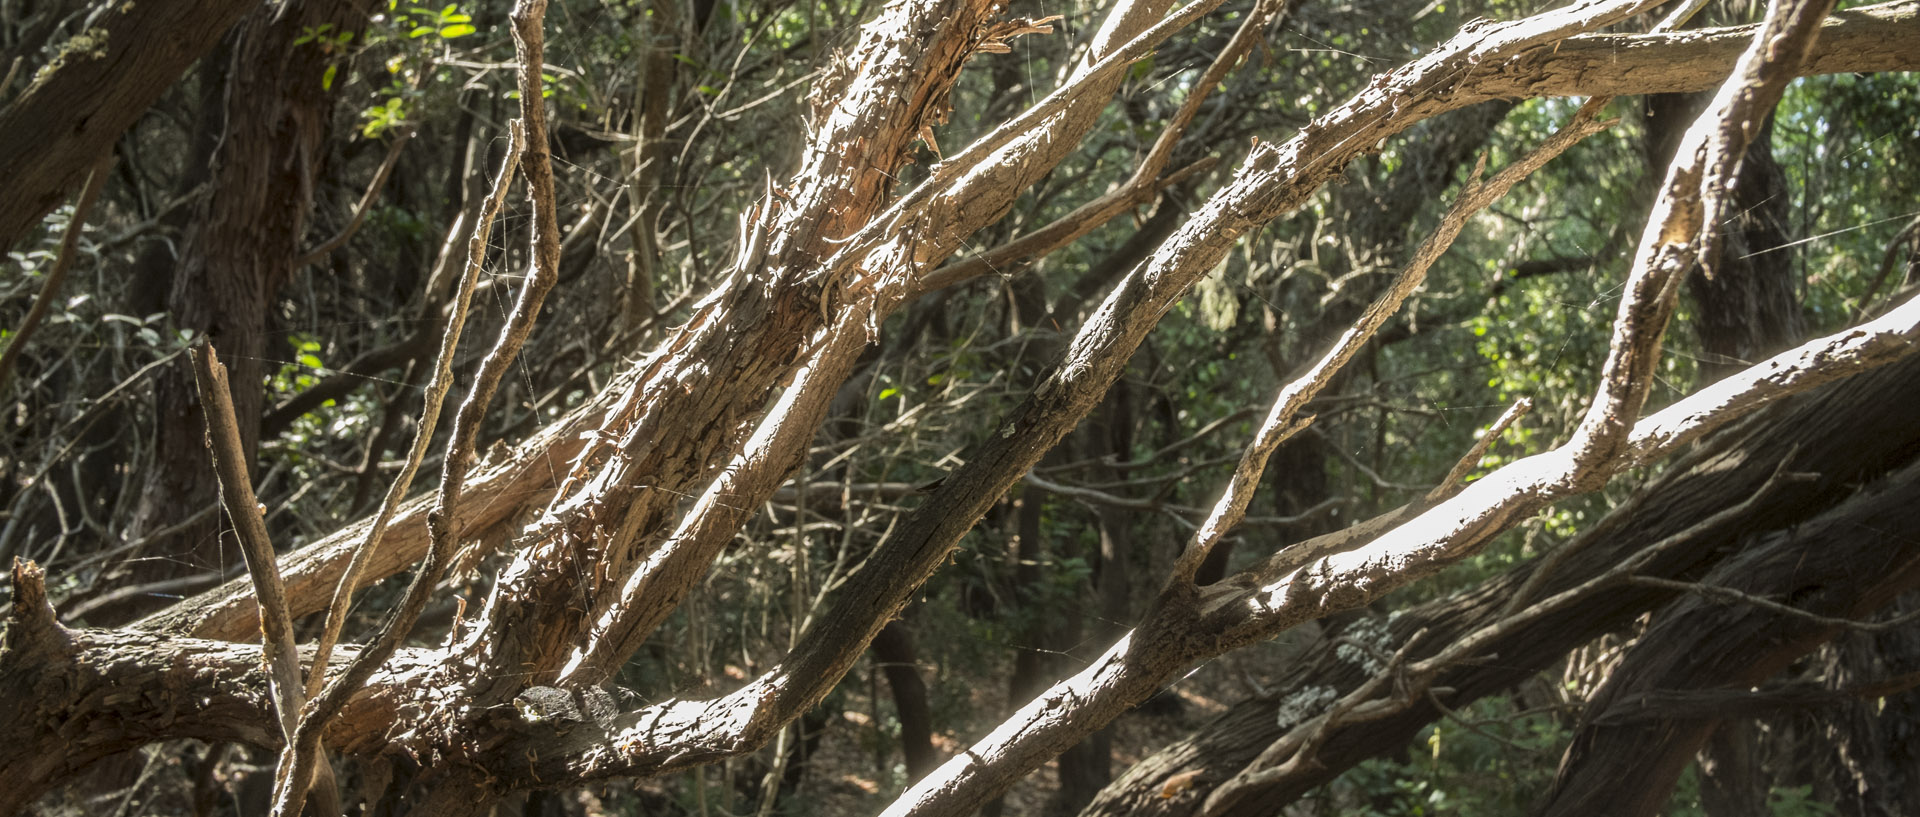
(1082, 344), (1920, 817)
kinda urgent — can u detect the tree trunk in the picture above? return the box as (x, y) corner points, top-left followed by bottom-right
(0, 0), (258, 250)
(1081, 351), (1920, 817)
(874, 619), (940, 782)
(1644, 92), (1803, 381)
(105, 0), (374, 621)
(1533, 459), (1920, 817)
(4, 4), (1918, 816)
(1044, 377), (1139, 816)
(1644, 85), (1806, 814)
(1804, 597), (1920, 817)
(1697, 721), (1768, 817)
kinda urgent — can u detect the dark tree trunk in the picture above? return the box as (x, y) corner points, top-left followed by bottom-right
(1804, 597), (1920, 817)
(1644, 91), (1804, 381)
(1045, 382), (1137, 817)
(1641, 88), (1809, 814)
(1532, 459), (1920, 817)
(1080, 351), (1920, 817)
(1697, 721), (1768, 817)
(873, 619), (940, 781)
(104, 0), (374, 621)
(126, 34), (232, 319)
(0, 0), (259, 251)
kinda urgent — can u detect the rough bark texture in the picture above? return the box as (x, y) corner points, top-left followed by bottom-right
(1081, 350), (1920, 817)
(4, 2), (1919, 815)
(1483, 1), (1919, 98)
(135, 0), (1920, 653)
(1643, 81), (1804, 814)
(0, 0), (257, 250)
(0, 558), (433, 813)
(1806, 602), (1920, 817)
(105, 0), (376, 622)
(1645, 91), (1803, 381)
(1215, 101), (1511, 584)
(1533, 458), (1920, 817)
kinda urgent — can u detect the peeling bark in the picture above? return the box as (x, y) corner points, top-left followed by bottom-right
(1082, 346), (1920, 817)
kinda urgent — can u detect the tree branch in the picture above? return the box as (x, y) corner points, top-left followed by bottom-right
(302, 120), (524, 700)
(292, 127), (414, 269)
(190, 342), (341, 817)
(0, 153), (111, 396)
(273, 0), (566, 809)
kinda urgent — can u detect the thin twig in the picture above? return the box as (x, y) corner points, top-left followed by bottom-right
(1210, 628), (1429, 807)
(303, 119), (525, 699)
(921, 0), (1294, 293)
(1422, 397), (1531, 506)
(189, 343), (340, 817)
(1024, 472), (1345, 526)
(60, 562), (236, 622)
(1594, 671), (1920, 724)
(270, 1), (564, 811)
(0, 154), (112, 396)
(1853, 214), (1920, 318)
(292, 128), (415, 269)
(0, 57), (21, 99)
(1169, 105), (1614, 586)
(1626, 576), (1920, 632)
(1466, 458), (1812, 664)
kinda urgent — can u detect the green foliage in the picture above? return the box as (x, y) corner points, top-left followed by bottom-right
(295, 0), (485, 136)
(402, 3), (477, 39)
(1337, 698), (1574, 816)
(361, 96), (410, 138)
(1776, 72), (1920, 326)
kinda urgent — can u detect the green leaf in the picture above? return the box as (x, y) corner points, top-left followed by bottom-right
(409, 24), (434, 37)
(295, 23), (334, 46)
(438, 23), (474, 38)
(321, 63), (338, 91)
(878, 387), (899, 400)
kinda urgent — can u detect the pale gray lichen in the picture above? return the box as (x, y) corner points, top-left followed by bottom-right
(1335, 615), (1394, 675)
(514, 686), (582, 726)
(1275, 685), (1337, 730)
